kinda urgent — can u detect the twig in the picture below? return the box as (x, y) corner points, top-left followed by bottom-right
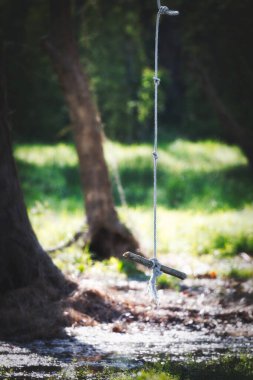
(46, 230), (88, 253)
(123, 251), (187, 280)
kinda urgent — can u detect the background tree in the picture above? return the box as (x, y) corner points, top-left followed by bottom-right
(43, 0), (138, 259)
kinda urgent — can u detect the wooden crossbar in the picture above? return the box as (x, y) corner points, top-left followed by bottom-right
(123, 251), (187, 280)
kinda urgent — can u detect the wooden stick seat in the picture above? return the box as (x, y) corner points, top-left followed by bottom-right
(123, 251), (187, 280)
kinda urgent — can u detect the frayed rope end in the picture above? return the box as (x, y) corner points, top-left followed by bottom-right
(148, 258), (163, 305)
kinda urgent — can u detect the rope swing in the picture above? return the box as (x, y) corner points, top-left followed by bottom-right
(123, 2), (186, 304)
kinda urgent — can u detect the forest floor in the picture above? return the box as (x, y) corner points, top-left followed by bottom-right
(1, 259), (253, 379)
(74, 266), (253, 339)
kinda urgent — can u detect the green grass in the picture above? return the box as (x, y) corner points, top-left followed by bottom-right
(225, 267), (253, 281)
(2, 355), (253, 380)
(66, 355), (253, 379)
(156, 273), (180, 290)
(105, 139), (252, 211)
(15, 143), (82, 212)
(97, 355), (253, 380)
(13, 140), (253, 268)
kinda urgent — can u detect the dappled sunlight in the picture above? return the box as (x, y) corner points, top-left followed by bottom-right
(14, 143), (78, 167)
(13, 141), (253, 260)
(165, 139), (247, 171)
(106, 140), (253, 210)
(105, 139), (247, 174)
(120, 206), (253, 258)
(30, 209), (84, 250)
(14, 145), (83, 212)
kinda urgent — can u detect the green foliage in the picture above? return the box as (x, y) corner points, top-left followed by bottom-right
(166, 354), (253, 380)
(81, 355), (253, 380)
(14, 143), (82, 212)
(0, 367), (13, 380)
(113, 371), (178, 380)
(81, 0), (145, 141)
(157, 274), (180, 290)
(137, 68), (169, 136)
(106, 139), (252, 211)
(117, 259), (146, 278)
(2, 355), (253, 380)
(225, 268), (253, 282)
(213, 231), (253, 258)
(2, 0), (253, 156)
(137, 68), (154, 124)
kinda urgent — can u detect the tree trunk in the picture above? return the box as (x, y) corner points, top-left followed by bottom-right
(43, 0), (138, 259)
(0, 61), (65, 294)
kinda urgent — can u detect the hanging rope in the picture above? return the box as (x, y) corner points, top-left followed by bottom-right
(123, 3), (185, 304)
(148, 3), (179, 304)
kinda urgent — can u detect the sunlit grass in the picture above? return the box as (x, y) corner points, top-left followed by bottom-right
(73, 355), (253, 380)
(224, 267), (253, 281)
(14, 143), (78, 167)
(105, 140), (252, 210)
(105, 139), (247, 173)
(15, 143), (82, 212)
(130, 355), (253, 380)
(112, 371), (178, 380)
(121, 206), (253, 256)
(14, 139), (253, 270)
(2, 355), (252, 380)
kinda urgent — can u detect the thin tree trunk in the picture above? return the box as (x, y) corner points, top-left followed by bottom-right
(43, 0), (138, 259)
(0, 58), (65, 294)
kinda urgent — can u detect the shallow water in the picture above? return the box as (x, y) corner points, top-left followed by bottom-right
(0, 325), (253, 379)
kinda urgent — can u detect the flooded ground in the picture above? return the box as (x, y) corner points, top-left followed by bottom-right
(0, 267), (252, 379)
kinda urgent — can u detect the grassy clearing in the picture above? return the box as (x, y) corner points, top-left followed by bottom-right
(14, 140), (253, 268)
(105, 139), (251, 211)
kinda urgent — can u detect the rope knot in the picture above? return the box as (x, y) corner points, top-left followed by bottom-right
(158, 6), (179, 16)
(158, 6), (169, 14)
(150, 258), (162, 273)
(148, 258), (163, 305)
(153, 76), (160, 85)
(152, 151), (158, 160)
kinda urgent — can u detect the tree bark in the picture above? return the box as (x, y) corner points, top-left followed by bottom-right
(0, 59), (66, 294)
(43, 0), (138, 259)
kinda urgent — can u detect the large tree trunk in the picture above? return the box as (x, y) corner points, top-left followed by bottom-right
(0, 72), (66, 294)
(0, 54), (76, 339)
(43, 0), (138, 259)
